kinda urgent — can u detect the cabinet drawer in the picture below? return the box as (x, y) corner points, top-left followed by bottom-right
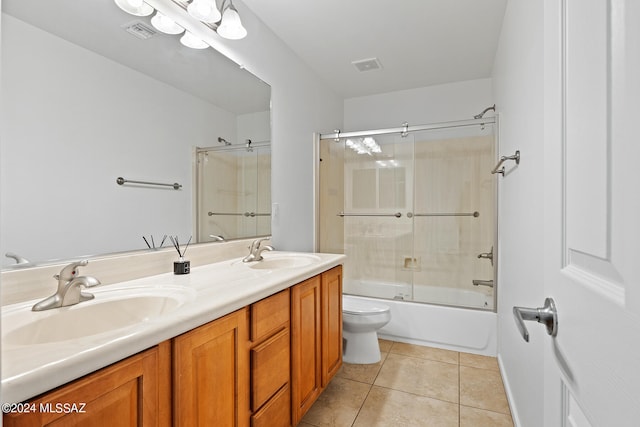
(251, 384), (291, 427)
(251, 328), (290, 411)
(251, 288), (290, 342)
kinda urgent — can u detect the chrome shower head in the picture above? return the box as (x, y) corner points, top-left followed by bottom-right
(474, 104), (496, 119)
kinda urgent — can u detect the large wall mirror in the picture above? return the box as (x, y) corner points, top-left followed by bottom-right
(0, 0), (271, 268)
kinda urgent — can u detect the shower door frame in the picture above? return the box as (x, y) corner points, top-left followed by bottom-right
(313, 116), (499, 312)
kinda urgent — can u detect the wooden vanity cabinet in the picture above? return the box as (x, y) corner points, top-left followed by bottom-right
(291, 266), (343, 425)
(172, 307), (250, 427)
(249, 289), (291, 427)
(3, 265), (342, 427)
(3, 342), (172, 427)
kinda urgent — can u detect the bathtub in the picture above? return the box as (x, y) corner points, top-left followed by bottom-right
(344, 279), (497, 356)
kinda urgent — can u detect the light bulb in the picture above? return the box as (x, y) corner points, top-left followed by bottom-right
(180, 31), (209, 49)
(187, 0), (221, 23)
(151, 11), (185, 35)
(114, 0), (154, 17)
(216, 4), (247, 40)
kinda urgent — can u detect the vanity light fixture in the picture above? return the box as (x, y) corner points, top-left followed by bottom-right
(114, 0), (154, 17)
(114, 0), (247, 51)
(187, 0), (222, 23)
(181, 31), (209, 49)
(185, 0), (247, 40)
(216, 0), (247, 40)
(151, 11), (185, 34)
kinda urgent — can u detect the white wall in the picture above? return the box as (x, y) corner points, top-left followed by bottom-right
(210, 1), (344, 252)
(344, 78), (493, 131)
(237, 110), (270, 145)
(492, 1), (545, 426)
(0, 14), (237, 265)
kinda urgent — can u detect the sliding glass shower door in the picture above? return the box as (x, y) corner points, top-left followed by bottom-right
(340, 134), (415, 300)
(411, 127), (495, 309)
(196, 144), (271, 242)
(318, 121), (496, 310)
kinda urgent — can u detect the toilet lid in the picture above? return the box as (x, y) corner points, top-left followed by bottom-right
(343, 296), (390, 315)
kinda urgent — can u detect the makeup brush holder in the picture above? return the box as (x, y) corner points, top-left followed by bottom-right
(174, 258), (190, 275)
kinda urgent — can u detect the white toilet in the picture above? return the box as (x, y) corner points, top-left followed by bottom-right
(342, 295), (391, 364)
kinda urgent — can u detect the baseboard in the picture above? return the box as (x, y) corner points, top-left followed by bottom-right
(497, 353), (522, 427)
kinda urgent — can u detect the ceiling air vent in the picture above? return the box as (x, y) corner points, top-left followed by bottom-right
(352, 57), (383, 72)
(121, 20), (157, 40)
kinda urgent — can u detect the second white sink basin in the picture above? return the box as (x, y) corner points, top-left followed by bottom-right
(247, 253), (322, 270)
(2, 285), (195, 346)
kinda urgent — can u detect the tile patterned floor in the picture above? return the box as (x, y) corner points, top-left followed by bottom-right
(299, 339), (514, 427)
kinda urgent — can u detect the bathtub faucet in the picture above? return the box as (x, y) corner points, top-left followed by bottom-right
(472, 279), (494, 288)
(477, 246), (493, 266)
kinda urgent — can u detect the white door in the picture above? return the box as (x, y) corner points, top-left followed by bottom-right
(540, 0), (640, 425)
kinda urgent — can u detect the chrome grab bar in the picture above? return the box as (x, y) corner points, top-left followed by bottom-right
(337, 212), (402, 218)
(208, 212), (271, 217)
(116, 177), (181, 190)
(491, 150), (521, 175)
(408, 211), (479, 218)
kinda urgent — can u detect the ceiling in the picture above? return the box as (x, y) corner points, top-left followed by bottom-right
(242, 0), (507, 99)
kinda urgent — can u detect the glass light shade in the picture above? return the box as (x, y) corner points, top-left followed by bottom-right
(216, 6), (247, 40)
(150, 11), (185, 35)
(187, 0), (221, 23)
(114, 0), (154, 17)
(180, 31), (209, 49)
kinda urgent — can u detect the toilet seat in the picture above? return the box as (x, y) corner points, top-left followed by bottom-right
(343, 295), (390, 315)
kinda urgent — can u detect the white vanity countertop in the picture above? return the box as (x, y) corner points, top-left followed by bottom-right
(1, 251), (346, 403)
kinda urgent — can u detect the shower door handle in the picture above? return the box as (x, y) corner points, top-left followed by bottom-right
(513, 298), (558, 342)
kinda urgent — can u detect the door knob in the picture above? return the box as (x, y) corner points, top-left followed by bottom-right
(513, 298), (558, 342)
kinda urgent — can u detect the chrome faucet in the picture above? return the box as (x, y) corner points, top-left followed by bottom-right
(32, 260), (101, 311)
(5, 252), (30, 265)
(209, 234), (225, 242)
(477, 246), (494, 266)
(242, 237), (274, 262)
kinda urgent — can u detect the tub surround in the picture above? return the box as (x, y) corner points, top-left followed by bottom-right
(1, 243), (345, 404)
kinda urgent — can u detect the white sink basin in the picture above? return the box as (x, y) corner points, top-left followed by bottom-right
(248, 254), (321, 270)
(2, 285), (195, 346)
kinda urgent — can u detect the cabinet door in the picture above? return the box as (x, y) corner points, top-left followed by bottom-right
(3, 343), (171, 427)
(290, 275), (322, 425)
(321, 266), (343, 386)
(173, 308), (249, 427)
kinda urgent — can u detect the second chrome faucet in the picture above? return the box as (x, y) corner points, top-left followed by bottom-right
(242, 237), (274, 262)
(32, 260), (101, 311)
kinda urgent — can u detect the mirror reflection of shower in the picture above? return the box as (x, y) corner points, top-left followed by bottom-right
(318, 119), (497, 311)
(196, 142), (271, 242)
